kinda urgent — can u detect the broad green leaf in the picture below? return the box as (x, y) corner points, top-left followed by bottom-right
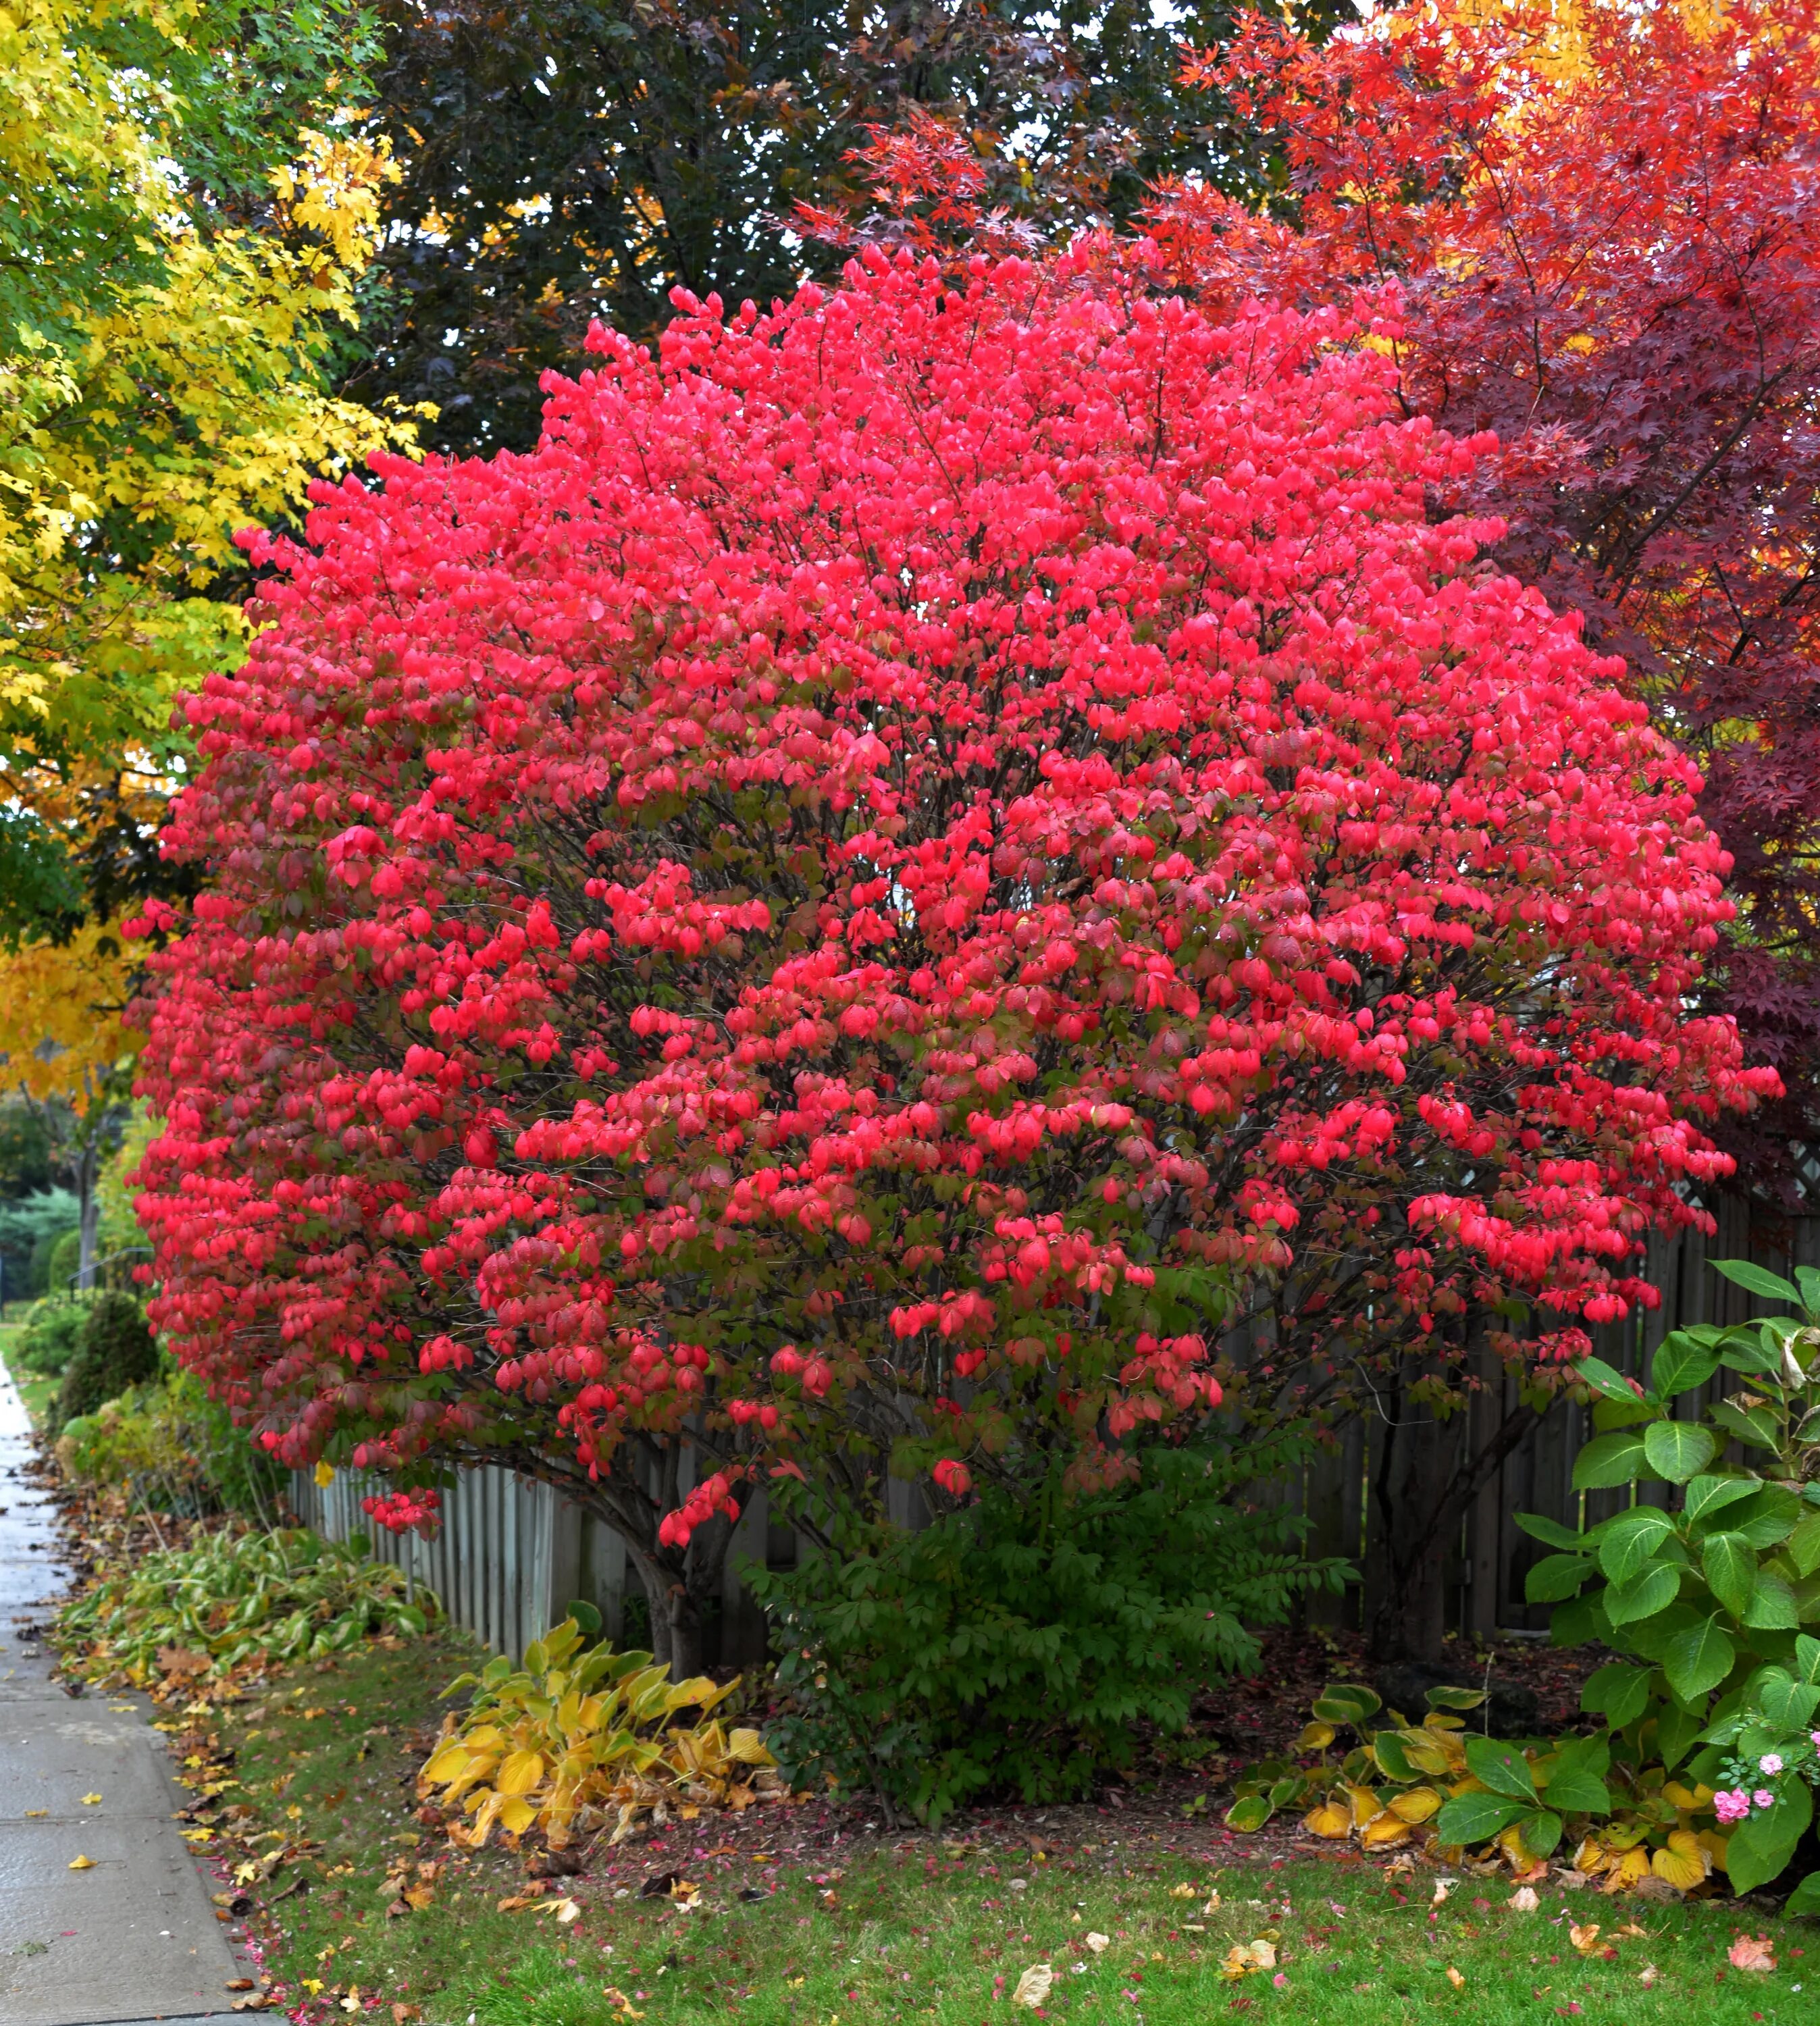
(1725, 1780), (1813, 1894)
(1709, 1259), (1802, 1306)
(1719, 1336), (1785, 1378)
(1700, 1532), (1757, 1618)
(1224, 1794), (1274, 1831)
(1311, 1685), (1381, 1724)
(1424, 1687), (1487, 1712)
(1572, 1355), (1643, 1403)
(1598, 1507), (1674, 1585)
(1759, 1676), (1820, 1730)
(1572, 1430), (1650, 1491)
(1743, 1573), (1798, 1630)
(1513, 1511), (1586, 1552)
(1549, 1592), (1610, 1648)
(1580, 1661), (1654, 1728)
(1652, 1703), (1703, 1771)
(1683, 1475), (1760, 1528)
(1710, 1400), (1781, 1451)
(1526, 1553), (1591, 1605)
(1642, 1420), (1716, 1484)
(1434, 1790), (1527, 1846)
(1784, 1869), (1820, 1917)
(1370, 1731), (1416, 1782)
(1663, 1616), (1736, 1703)
(1603, 1561), (1681, 1628)
(1542, 1759), (1609, 1814)
(1796, 1265), (1820, 1315)
(1727, 1484), (1801, 1549)
(1463, 1736), (1536, 1801)
(1517, 1808), (1565, 1858)
(1648, 1333), (1720, 1399)
(1797, 1633), (1820, 1685)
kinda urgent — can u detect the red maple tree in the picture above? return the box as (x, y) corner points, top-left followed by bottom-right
(130, 245), (1773, 1668)
(1174, 0), (1820, 1210)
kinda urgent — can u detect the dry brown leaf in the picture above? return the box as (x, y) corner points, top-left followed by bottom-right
(1728, 1934), (1775, 1973)
(1011, 1963), (1054, 2008)
(1509, 1886), (1540, 1912)
(1568, 1923), (1602, 1956)
(1085, 1931), (1110, 1954)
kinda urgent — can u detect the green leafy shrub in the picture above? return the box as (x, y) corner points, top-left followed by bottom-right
(750, 1438), (1346, 1825)
(45, 1227), (80, 1294)
(1521, 1257), (1820, 1906)
(57, 1366), (284, 1518)
(57, 1526), (436, 1682)
(16, 1295), (92, 1376)
(53, 1289), (159, 1433)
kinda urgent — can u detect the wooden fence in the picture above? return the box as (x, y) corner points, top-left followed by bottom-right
(295, 1189), (1820, 1663)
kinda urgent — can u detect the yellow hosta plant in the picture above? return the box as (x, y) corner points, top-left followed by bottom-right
(419, 1615), (785, 1848)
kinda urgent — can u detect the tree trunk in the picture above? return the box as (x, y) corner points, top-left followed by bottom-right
(1366, 1359), (1542, 1664)
(76, 1136), (102, 1291)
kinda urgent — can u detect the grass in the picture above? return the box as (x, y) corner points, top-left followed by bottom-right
(0, 1318), (57, 1428)
(190, 1632), (1820, 2026)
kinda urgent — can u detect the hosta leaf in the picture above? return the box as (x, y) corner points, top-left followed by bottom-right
(1650, 1836), (1707, 1892)
(1603, 1561), (1681, 1628)
(1663, 1617), (1736, 1703)
(1424, 1686), (1487, 1711)
(1700, 1532), (1758, 1618)
(1434, 1790), (1527, 1846)
(1463, 1736), (1536, 1800)
(1224, 1795), (1274, 1832)
(1598, 1507), (1675, 1585)
(1301, 1801), (1352, 1840)
(1386, 1786), (1443, 1823)
(1370, 1732), (1416, 1782)
(497, 1795), (538, 1834)
(1572, 1431), (1650, 1491)
(1642, 1420), (1716, 1484)
(1580, 1661), (1655, 1728)
(1311, 1685), (1382, 1725)
(1296, 1721), (1336, 1752)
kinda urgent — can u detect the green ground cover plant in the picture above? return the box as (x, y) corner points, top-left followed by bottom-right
(57, 1524), (434, 1682)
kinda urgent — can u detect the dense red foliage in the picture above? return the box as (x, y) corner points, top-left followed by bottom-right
(1176, 0), (1820, 1204)
(129, 245), (1773, 1653)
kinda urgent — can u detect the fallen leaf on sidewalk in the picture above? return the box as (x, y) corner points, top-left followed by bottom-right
(225, 1980), (255, 1992)
(68, 1856), (95, 1871)
(80, 1793), (101, 1806)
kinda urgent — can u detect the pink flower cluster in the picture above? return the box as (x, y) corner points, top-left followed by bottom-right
(1714, 1788), (1779, 1825)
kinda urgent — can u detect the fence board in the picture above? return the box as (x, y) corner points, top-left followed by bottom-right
(294, 1195), (1820, 1663)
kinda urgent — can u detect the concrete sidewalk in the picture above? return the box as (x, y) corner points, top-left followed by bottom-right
(0, 1365), (240, 2025)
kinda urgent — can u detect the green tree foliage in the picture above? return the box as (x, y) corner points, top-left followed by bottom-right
(344, 0), (1349, 454)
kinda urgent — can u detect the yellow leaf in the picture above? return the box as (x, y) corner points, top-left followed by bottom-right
(495, 1750), (546, 1798)
(1599, 1846), (1653, 1895)
(1446, 1965), (1465, 1990)
(1296, 1720), (1336, 1751)
(1569, 1923), (1602, 1956)
(727, 1728), (774, 1767)
(1343, 1784), (1383, 1825)
(81, 1792), (101, 1806)
(1301, 1801), (1353, 1840)
(1388, 1786), (1442, 1823)
(497, 1796), (538, 1836)
(1650, 1836), (1707, 1892)
(1359, 1813), (1412, 1850)
(314, 1461), (335, 1488)
(68, 1855), (95, 1870)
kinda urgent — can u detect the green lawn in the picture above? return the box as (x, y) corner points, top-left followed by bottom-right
(0, 1320), (57, 1428)
(176, 1632), (1819, 2026)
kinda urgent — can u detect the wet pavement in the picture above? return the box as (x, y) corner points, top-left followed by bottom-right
(0, 1367), (237, 2024)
